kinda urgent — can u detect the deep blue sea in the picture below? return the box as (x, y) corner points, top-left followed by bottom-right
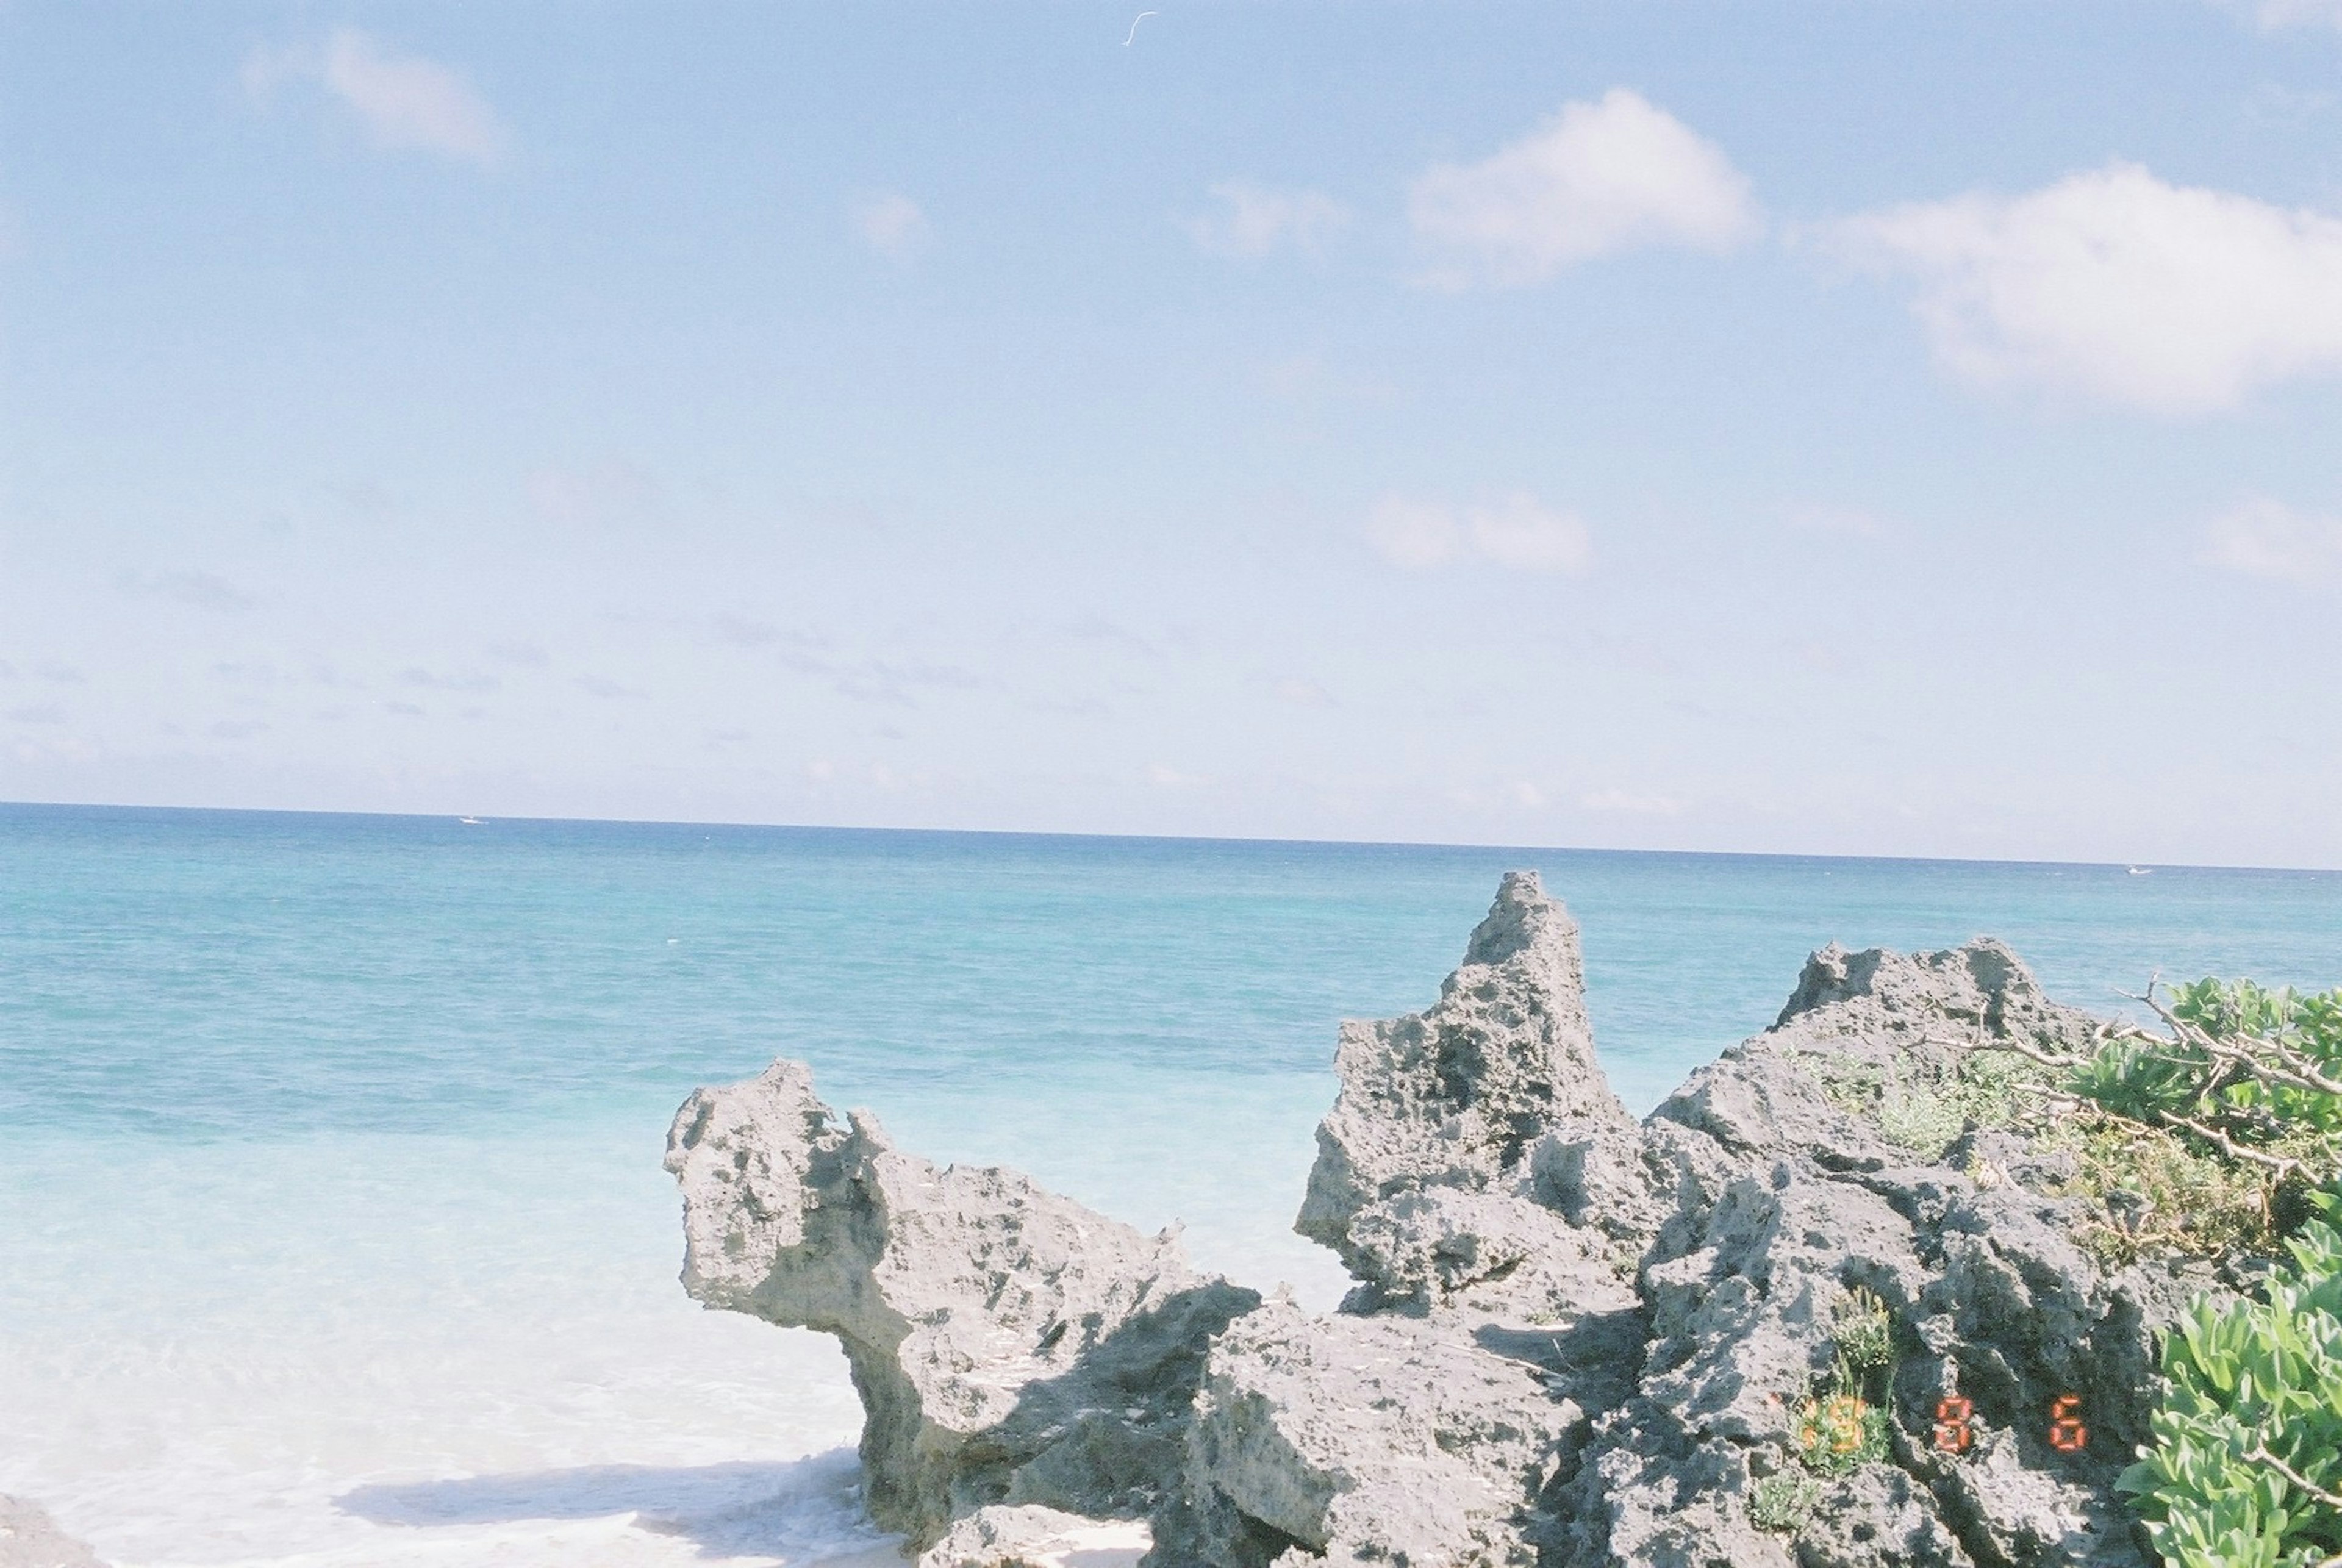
(5, 804), (2340, 1566)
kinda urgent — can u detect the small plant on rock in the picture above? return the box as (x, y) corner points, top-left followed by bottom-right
(1750, 1469), (1823, 1534)
(1791, 1286), (1899, 1478)
(1833, 1286), (1896, 1377)
(1794, 1391), (1892, 1478)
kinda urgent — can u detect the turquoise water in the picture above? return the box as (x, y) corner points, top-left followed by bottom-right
(4, 804), (2340, 1566)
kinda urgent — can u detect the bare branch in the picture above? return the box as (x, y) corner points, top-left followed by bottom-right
(2141, 994), (2342, 1099)
(2160, 1112), (2301, 1176)
(2249, 1444), (2342, 1513)
(1958, 1035), (2086, 1073)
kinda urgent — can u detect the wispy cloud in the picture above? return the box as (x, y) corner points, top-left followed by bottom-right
(528, 460), (661, 529)
(852, 192), (931, 263)
(246, 29), (511, 169)
(399, 667), (500, 693)
(574, 674), (648, 700)
(1409, 89), (1757, 288)
(1188, 181), (1350, 258)
(2235, 0), (2342, 29)
(1272, 677), (1336, 708)
(1367, 492), (1592, 575)
(2204, 496), (2342, 584)
(711, 614), (826, 652)
(122, 569), (256, 614)
(1828, 162), (2342, 414)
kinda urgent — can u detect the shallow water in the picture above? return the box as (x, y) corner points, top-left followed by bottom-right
(5, 804), (2338, 1564)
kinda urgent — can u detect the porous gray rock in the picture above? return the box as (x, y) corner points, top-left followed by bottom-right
(1183, 1300), (1585, 1566)
(1295, 872), (1650, 1322)
(916, 1503), (1152, 1567)
(0, 1498), (105, 1568)
(672, 874), (2218, 1568)
(664, 1061), (1258, 1549)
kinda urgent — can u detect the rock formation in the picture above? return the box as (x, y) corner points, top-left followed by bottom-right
(914, 1505), (1152, 1567)
(0, 1497), (106, 1568)
(671, 872), (2219, 1567)
(664, 1059), (1259, 1548)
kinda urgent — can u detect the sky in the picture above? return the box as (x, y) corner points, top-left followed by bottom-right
(5, 1), (2342, 866)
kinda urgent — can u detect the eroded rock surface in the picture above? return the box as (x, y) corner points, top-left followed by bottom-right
(917, 1504), (1153, 1567)
(0, 1498), (105, 1568)
(671, 872), (2207, 1567)
(664, 1061), (1258, 1547)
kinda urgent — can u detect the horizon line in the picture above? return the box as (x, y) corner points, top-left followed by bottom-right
(4, 797), (2335, 878)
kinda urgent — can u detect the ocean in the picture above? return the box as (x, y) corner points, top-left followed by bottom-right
(4, 803), (2338, 1566)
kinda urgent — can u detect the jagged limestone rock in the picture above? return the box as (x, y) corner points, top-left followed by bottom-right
(1184, 1301), (1581, 1567)
(1296, 872), (1649, 1320)
(1298, 872), (1627, 1236)
(0, 1498), (105, 1568)
(1563, 944), (2169, 1568)
(916, 1504), (1152, 1567)
(670, 877), (2213, 1568)
(664, 1061), (1258, 1548)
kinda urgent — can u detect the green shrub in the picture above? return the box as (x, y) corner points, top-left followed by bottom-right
(1878, 1079), (1966, 1159)
(2043, 1117), (2274, 1265)
(2068, 980), (2342, 1180)
(2118, 1192), (2342, 1568)
(1749, 1470), (1822, 1533)
(1817, 1046), (2052, 1159)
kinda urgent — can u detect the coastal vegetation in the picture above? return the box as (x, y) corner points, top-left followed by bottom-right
(2116, 1190), (2342, 1568)
(1986, 977), (2342, 1568)
(1813, 970), (2342, 1566)
(1789, 1286), (1898, 1482)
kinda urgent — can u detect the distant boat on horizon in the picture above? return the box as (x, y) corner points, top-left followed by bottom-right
(2127, 865), (2152, 875)
(458, 816), (484, 826)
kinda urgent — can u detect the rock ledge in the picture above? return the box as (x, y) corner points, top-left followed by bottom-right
(671, 873), (2193, 1567)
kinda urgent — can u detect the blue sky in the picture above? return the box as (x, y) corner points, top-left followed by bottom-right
(5, 1), (2342, 864)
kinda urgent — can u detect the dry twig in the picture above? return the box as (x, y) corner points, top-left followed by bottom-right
(2249, 1444), (2342, 1514)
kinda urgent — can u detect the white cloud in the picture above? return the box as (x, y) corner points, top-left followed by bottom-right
(1831, 162), (2342, 415)
(1189, 181), (1349, 258)
(2244, 0), (2342, 29)
(244, 30), (509, 168)
(1467, 493), (1595, 573)
(1367, 492), (1592, 575)
(853, 193), (931, 262)
(2204, 496), (2342, 583)
(323, 31), (507, 166)
(1408, 89), (1757, 288)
